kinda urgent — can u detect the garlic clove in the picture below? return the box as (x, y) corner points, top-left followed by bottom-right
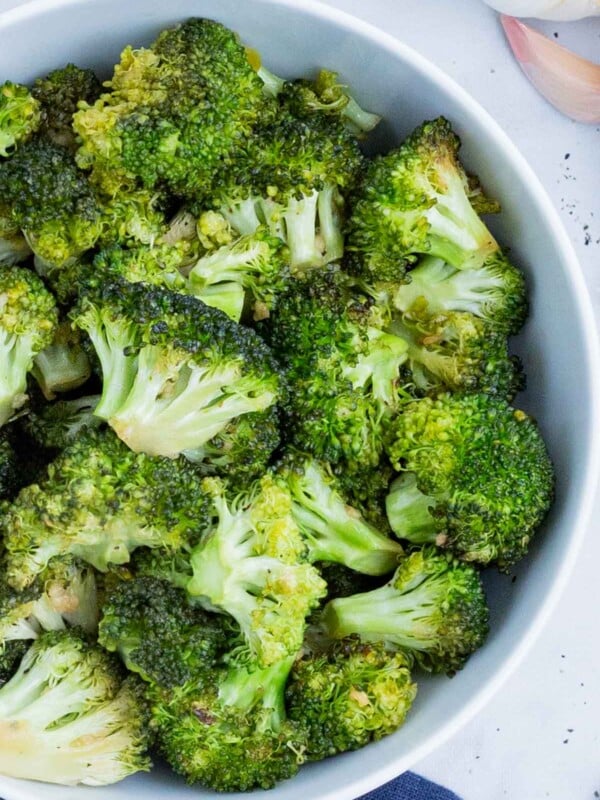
(483, 0), (600, 20)
(501, 16), (600, 122)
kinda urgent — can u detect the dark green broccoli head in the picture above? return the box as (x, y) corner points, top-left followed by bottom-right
(384, 393), (555, 568)
(99, 575), (228, 688)
(0, 81), (41, 157)
(32, 64), (102, 151)
(71, 279), (283, 460)
(0, 265), (59, 426)
(75, 18), (274, 197)
(322, 546), (489, 674)
(0, 137), (102, 265)
(286, 639), (416, 758)
(391, 309), (523, 400)
(0, 639), (29, 686)
(0, 629), (151, 785)
(149, 655), (304, 791)
(393, 251), (528, 336)
(346, 117), (499, 281)
(195, 406), (281, 483)
(266, 269), (406, 470)
(3, 427), (211, 590)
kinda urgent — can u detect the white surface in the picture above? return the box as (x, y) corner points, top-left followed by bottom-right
(0, 2), (597, 800)
(317, 3), (600, 799)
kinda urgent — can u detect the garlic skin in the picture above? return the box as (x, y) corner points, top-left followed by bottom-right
(501, 16), (600, 122)
(484, 0), (600, 20)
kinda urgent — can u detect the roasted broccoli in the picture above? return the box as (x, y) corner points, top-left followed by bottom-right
(99, 575), (228, 688)
(393, 251), (528, 335)
(32, 63), (102, 151)
(0, 81), (40, 157)
(0, 630), (151, 785)
(72, 280), (283, 460)
(187, 228), (290, 321)
(0, 211), (32, 265)
(286, 639), (416, 758)
(185, 475), (326, 666)
(321, 546), (489, 674)
(149, 653), (304, 791)
(74, 18), (274, 197)
(390, 309), (523, 399)
(384, 393), (554, 567)
(206, 112), (363, 270)
(0, 558), (99, 652)
(0, 137), (102, 267)
(277, 451), (403, 575)
(3, 428), (210, 590)
(266, 268), (408, 470)
(0, 265), (58, 426)
(346, 117), (500, 281)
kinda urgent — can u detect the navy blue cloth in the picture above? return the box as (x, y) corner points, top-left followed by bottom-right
(358, 771), (461, 800)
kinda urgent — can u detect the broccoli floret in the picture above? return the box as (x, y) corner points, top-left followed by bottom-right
(3, 427), (211, 590)
(346, 117), (499, 282)
(0, 137), (102, 266)
(390, 309), (523, 399)
(0, 81), (41, 157)
(98, 576), (228, 688)
(0, 558), (99, 652)
(149, 652), (304, 791)
(266, 268), (407, 470)
(393, 251), (528, 335)
(286, 639), (416, 759)
(0, 629), (151, 785)
(98, 186), (169, 249)
(0, 265), (58, 426)
(191, 406), (281, 483)
(188, 228), (290, 321)
(321, 546), (489, 674)
(71, 280), (283, 460)
(384, 393), (555, 568)
(281, 69), (381, 136)
(20, 394), (101, 451)
(206, 112), (363, 271)
(32, 64), (102, 151)
(91, 242), (189, 292)
(31, 320), (91, 399)
(277, 451), (403, 575)
(185, 475), (326, 666)
(74, 19), (274, 197)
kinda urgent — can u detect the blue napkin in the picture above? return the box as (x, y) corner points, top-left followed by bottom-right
(358, 771), (461, 800)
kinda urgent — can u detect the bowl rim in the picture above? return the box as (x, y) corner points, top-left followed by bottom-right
(0, 0), (599, 797)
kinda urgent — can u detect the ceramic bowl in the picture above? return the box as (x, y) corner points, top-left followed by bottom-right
(0, 1), (598, 798)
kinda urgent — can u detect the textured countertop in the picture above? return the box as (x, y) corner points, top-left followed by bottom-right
(0, 1), (597, 798)
(318, 2), (599, 798)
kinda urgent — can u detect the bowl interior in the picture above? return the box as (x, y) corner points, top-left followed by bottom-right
(0, 1), (597, 799)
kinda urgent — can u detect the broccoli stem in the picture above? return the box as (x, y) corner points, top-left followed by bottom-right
(0, 234), (31, 265)
(256, 64), (286, 98)
(32, 341), (91, 399)
(342, 327), (408, 408)
(342, 96), (381, 134)
(109, 349), (276, 457)
(284, 192), (322, 270)
(86, 318), (137, 421)
(0, 330), (36, 425)
(322, 580), (444, 651)
(191, 281), (246, 321)
(385, 473), (438, 543)
(425, 170), (498, 270)
(316, 185), (344, 266)
(221, 198), (263, 236)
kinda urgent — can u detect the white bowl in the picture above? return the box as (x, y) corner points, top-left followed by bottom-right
(0, 1), (598, 798)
